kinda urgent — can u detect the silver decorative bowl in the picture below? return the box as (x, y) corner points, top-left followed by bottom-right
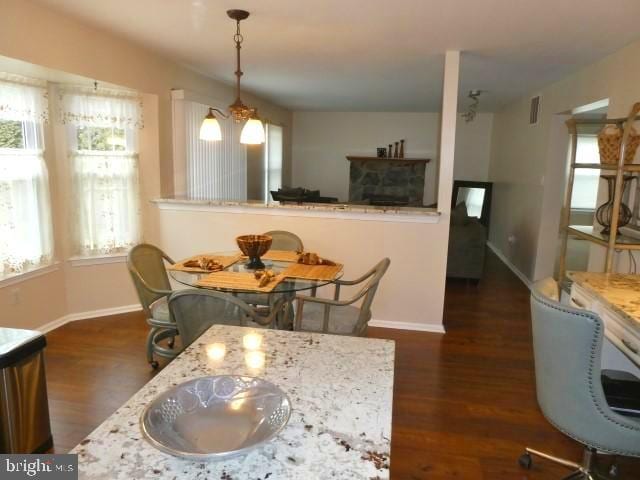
(140, 375), (291, 460)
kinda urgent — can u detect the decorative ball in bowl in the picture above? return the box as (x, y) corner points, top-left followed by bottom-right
(236, 234), (272, 270)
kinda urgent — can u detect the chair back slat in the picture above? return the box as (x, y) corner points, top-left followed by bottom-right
(168, 289), (259, 349)
(127, 244), (173, 316)
(263, 230), (304, 252)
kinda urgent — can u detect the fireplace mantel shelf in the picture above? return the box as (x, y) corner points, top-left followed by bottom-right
(346, 155), (430, 163)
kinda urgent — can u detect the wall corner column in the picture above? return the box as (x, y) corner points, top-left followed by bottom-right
(437, 50), (461, 214)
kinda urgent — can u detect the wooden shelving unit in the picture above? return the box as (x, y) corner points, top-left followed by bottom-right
(558, 103), (640, 281)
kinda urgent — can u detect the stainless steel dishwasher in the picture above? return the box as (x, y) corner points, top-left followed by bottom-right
(0, 328), (53, 453)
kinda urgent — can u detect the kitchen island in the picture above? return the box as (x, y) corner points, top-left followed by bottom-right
(72, 325), (395, 479)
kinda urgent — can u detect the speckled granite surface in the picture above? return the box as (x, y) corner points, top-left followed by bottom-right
(71, 325), (395, 479)
(153, 197), (440, 217)
(568, 271), (640, 331)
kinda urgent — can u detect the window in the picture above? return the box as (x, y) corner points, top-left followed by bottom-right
(0, 78), (53, 276)
(60, 88), (142, 256)
(264, 124), (283, 202)
(571, 135), (600, 210)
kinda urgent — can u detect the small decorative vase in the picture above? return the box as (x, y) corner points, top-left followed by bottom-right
(388, 144), (393, 157)
(595, 175), (635, 235)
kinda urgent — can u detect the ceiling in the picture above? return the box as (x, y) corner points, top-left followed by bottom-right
(35, 0), (640, 112)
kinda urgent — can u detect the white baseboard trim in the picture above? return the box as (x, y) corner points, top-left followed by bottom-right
(369, 319), (446, 333)
(37, 304), (141, 334)
(36, 305), (445, 335)
(486, 241), (532, 289)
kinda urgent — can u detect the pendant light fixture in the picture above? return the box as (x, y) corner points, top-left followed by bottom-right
(199, 9), (265, 145)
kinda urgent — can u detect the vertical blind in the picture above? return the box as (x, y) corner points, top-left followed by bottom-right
(184, 100), (247, 201)
(264, 124), (283, 201)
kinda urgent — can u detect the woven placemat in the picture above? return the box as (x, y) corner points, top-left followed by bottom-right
(259, 250), (301, 262)
(196, 271), (284, 292)
(282, 263), (343, 281)
(168, 254), (242, 274)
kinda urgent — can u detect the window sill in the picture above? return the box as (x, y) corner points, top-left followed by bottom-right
(68, 253), (128, 267)
(0, 262), (61, 289)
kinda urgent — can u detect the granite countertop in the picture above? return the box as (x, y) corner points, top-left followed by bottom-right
(0, 327), (42, 356)
(72, 325), (395, 479)
(568, 271), (640, 329)
(153, 197), (440, 217)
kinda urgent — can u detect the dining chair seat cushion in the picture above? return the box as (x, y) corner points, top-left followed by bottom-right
(149, 296), (171, 322)
(298, 302), (362, 335)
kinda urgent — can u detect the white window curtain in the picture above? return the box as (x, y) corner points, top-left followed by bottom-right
(183, 100), (247, 200)
(264, 124), (283, 202)
(0, 76), (53, 275)
(59, 86), (143, 129)
(61, 87), (142, 256)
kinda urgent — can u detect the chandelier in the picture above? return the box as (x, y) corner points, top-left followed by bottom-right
(199, 9), (265, 145)
(462, 90), (482, 123)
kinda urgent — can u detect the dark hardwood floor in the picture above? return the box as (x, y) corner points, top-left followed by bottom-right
(43, 251), (640, 478)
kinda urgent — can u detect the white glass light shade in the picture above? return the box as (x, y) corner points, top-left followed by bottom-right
(240, 118), (265, 144)
(199, 115), (222, 141)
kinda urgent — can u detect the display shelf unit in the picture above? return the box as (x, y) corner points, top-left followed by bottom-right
(558, 102), (640, 281)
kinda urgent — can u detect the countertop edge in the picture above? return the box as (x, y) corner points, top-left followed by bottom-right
(152, 198), (442, 224)
(567, 271), (640, 329)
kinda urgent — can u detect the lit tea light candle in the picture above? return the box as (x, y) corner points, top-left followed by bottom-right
(206, 342), (226, 361)
(245, 350), (266, 370)
(243, 332), (263, 351)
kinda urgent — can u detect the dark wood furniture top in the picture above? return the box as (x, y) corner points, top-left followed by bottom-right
(346, 155), (431, 164)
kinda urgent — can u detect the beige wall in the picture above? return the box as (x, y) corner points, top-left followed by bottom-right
(488, 38), (640, 281)
(291, 112), (493, 204)
(0, 0), (291, 329)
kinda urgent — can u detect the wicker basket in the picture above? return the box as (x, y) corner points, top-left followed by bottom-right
(597, 124), (640, 164)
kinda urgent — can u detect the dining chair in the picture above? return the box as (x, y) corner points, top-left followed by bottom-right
(294, 258), (390, 336)
(520, 277), (640, 478)
(263, 230), (304, 252)
(127, 243), (178, 368)
(168, 289), (287, 349)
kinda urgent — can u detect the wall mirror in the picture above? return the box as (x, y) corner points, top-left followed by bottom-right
(452, 180), (493, 229)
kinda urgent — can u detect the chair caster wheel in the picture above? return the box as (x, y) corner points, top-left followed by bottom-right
(518, 453), (533, 470)
(150, 360), (159, 369)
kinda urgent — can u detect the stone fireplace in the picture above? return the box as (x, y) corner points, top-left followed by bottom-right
(347, 156), (429, 206)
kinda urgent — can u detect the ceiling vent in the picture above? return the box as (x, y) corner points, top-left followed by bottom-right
(529, 95), (541, 125)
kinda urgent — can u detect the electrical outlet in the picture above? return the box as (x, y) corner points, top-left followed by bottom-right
(10, 288), (21, 305)
(508, 235), (517, 245)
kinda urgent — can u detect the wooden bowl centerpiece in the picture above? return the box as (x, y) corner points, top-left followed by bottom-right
(236, 234), (272, 270)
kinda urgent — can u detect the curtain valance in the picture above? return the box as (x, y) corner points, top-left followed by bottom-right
(59, 87), (143, 129)
(0, 74), (49, 123)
